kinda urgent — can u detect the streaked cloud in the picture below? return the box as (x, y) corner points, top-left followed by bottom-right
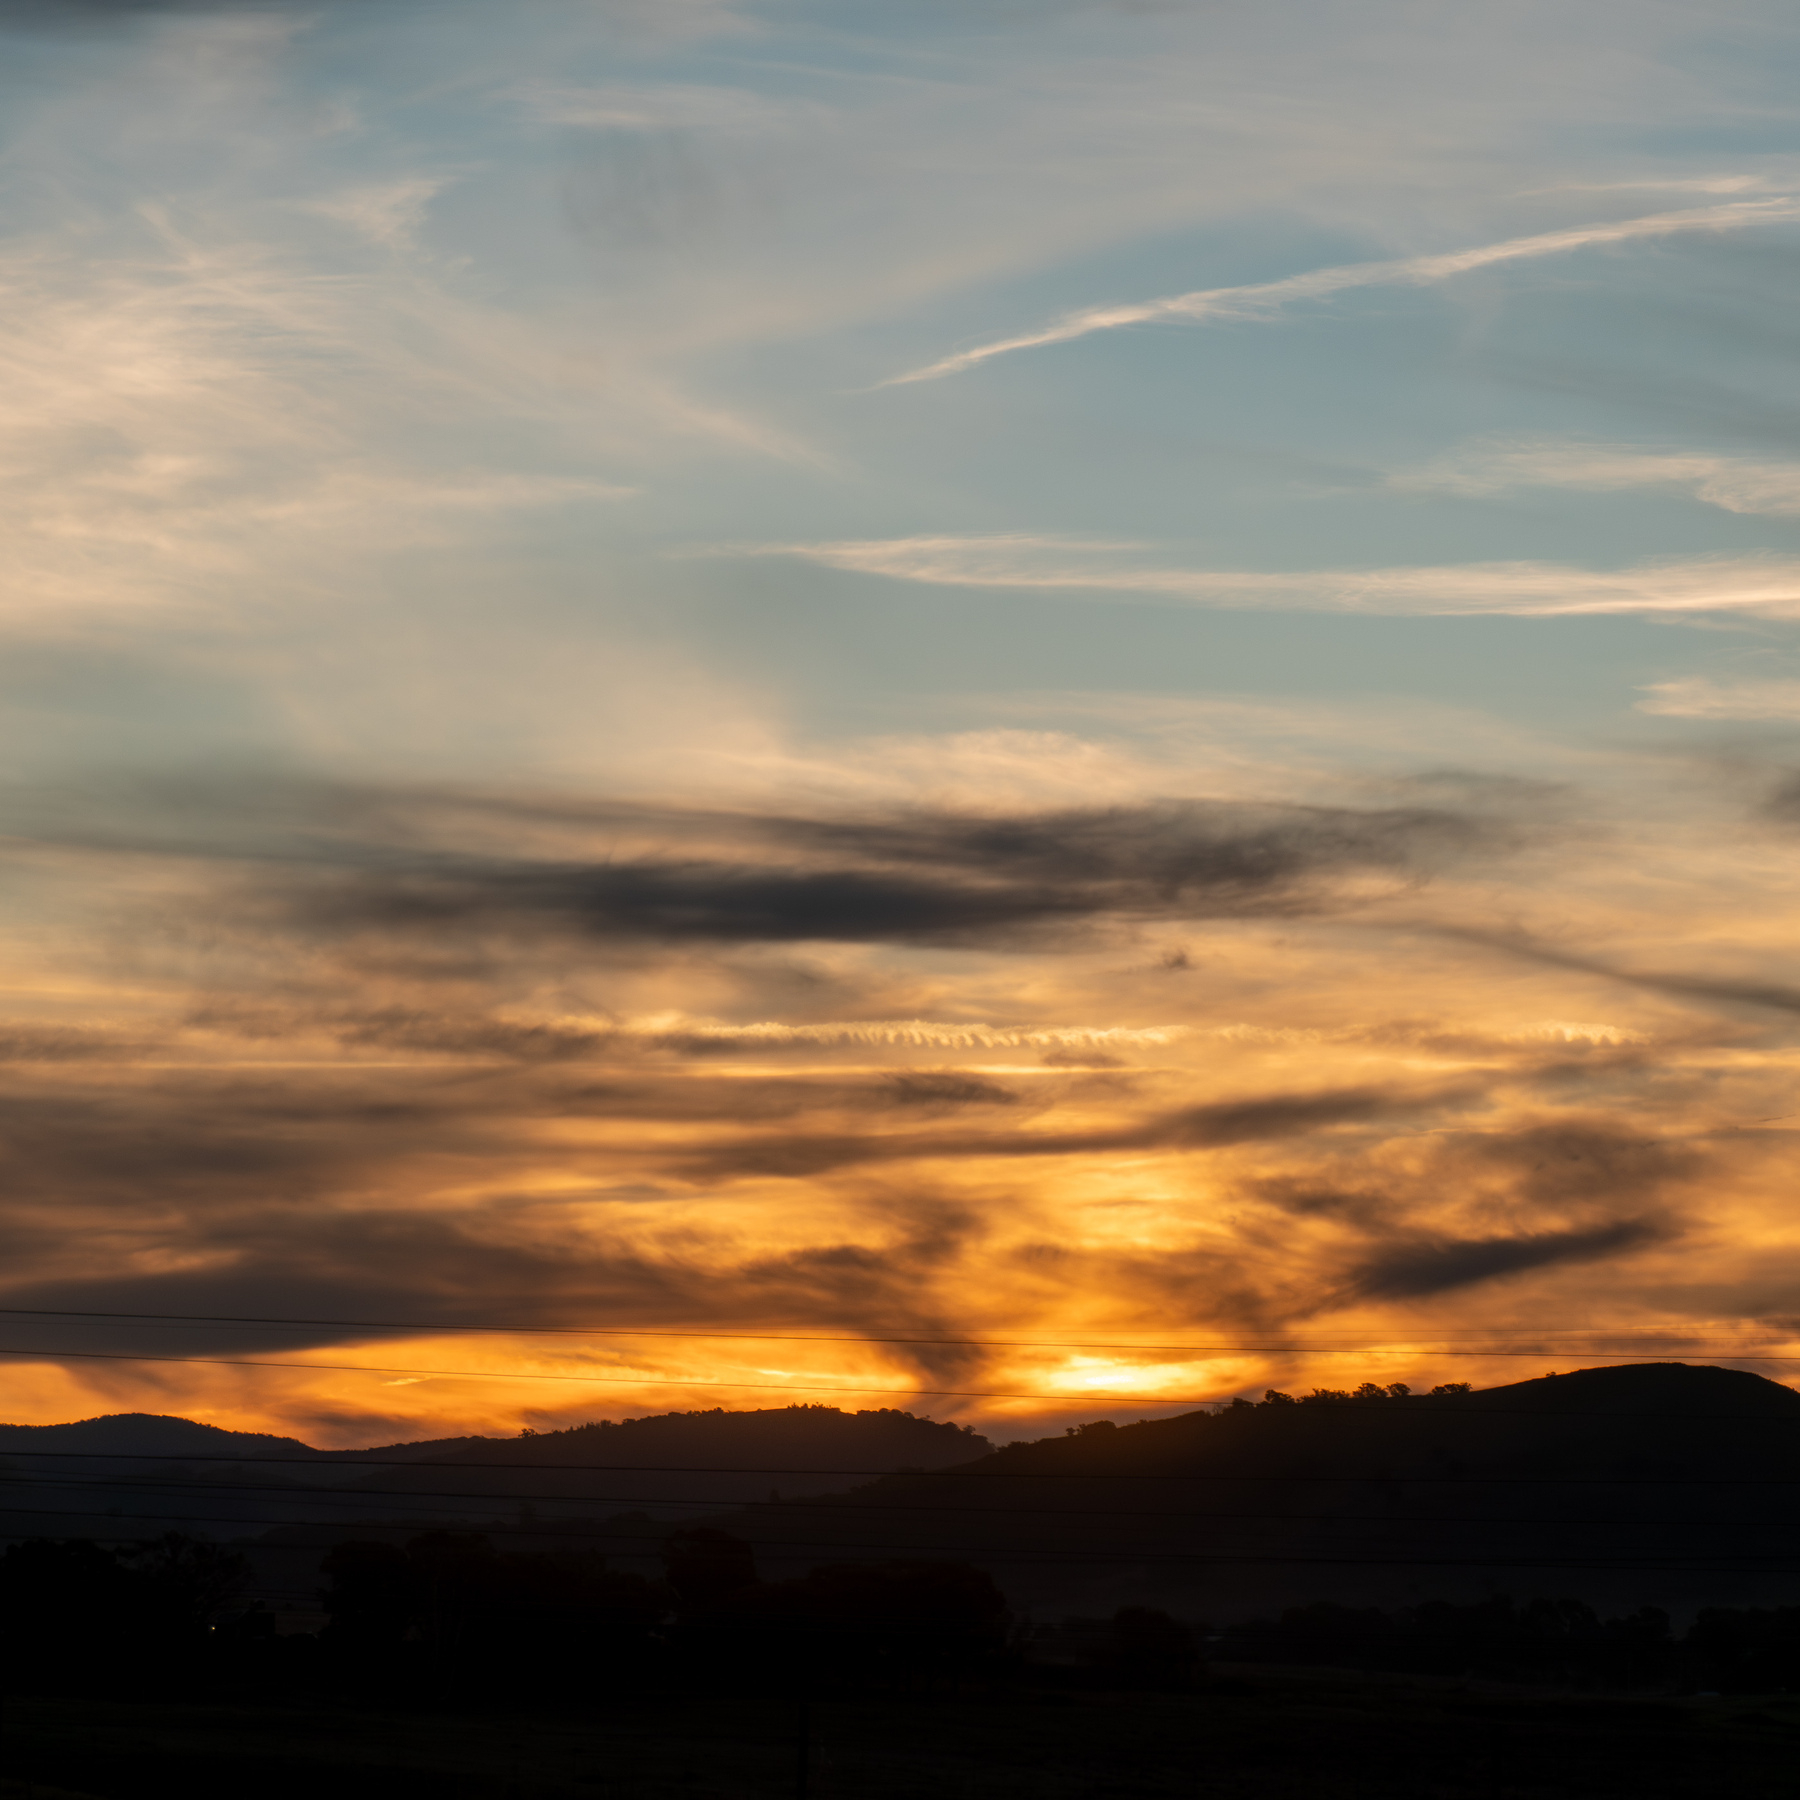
(881, 198), (1800, 386)
(300, 177), (453, 249)
(744, 535), (1800, 619)
(614, 1017), (1188, 1053)
(9, 2), (1800, 1442)
(0, 776), (1505, 948)
(1521, 175), (1782, 195)
(1397, 439), (1800, 516)
(513, 81), (825, 138)
(0, 754), (1779, 1439)
(1636, 677), (1800, 719)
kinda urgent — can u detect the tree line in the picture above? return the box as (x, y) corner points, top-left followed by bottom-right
(1222, 1595), (1800, 1692)
(7, 1527), (1800, 1705)
(3, 1527), (1033, 1704)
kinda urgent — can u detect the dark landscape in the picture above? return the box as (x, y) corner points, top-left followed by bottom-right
(10, 0), (1800, 1793)
(9, 1362), (1800, 1797)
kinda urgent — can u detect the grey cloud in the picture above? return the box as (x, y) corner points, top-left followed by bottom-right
(240, 791), (1497, 950)
(673, 1082), (1442, 1179)
(1466, 1122), (1699, 1207)
(884, 1072), (1017, 1108)
(187, 1002), (623, 1065)
(0, 1186), (994, 1384)
(0, 1074), (521, 1225)
(0, 1059), (1435, 1219)
(0, 0), (365, 12)
(0, 1027), (139, 1063)
(0, 1056), (1040, 1228)
(1258, 1122), (1692, 1233)
(1444, 925), (1800, 1019)
(0, 776), (1502, 950)
(1345, 1218), (1665, 1300)
(0, 0), (336, 25)
(1761, 771), (1800, 826)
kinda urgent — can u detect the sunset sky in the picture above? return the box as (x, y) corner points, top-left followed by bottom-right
(7, 0), (1800, 1446)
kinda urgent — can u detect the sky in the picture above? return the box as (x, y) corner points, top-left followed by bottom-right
(6, 0), (1800, 1446)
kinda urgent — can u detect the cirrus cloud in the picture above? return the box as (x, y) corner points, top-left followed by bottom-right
(735, 535), (1800, 620)
(1396, 439), (1800, 517)
(880, 197), (1800, 386)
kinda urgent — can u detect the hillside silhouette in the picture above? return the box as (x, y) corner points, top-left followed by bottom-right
(17, 1362), (1800, 1800)
(0, 1403), (992, 1548)
(9, 1367), (1800, 1621)
(702, 1364), (1800, 1618)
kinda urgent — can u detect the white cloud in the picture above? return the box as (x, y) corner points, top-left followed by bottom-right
(0, 208), (654, 629)
(1396, 440), (1800, 516)
(622, 1014), (1187, 1052)
(880, 198), (1800, 385)
(301, 178), (451, 249)
(511, 81), (824, 137)
(1521, 175), (1780, 195)
(1636, 677), (1800, 719)
(740, 535), (1800, 619)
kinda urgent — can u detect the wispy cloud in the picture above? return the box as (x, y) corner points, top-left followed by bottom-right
(1520, 175), (1780, 195)
(744, 535), (1800, 619)
(1396, 439), (1800, 516)
(12, 0), (1800, 1442)
(1636, 677), (1800, 719)
(300, 177), (451, 250)
(0, 776), (1497, 948)
(511, 81), (824, 137)
(880, 198), (1800, 385)
(0, 753), (1791, 1438)
(617, 1016), (1187, 1053)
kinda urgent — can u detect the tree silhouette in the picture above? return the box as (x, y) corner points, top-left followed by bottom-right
(1092, 1606), (1199, 1691)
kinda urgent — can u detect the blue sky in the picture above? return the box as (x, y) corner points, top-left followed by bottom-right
(7, 1), (1800, 1441)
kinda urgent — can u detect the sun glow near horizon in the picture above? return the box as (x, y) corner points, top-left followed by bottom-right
(5, 0), (1800, 1448)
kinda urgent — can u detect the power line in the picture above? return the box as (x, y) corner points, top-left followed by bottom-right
(5, 1305), (1795, 1360)
(0, 1344), (1232, 1404)
(6, 1341), (1800, 1408)
(12, 1500), (1800, 1572)
(13, 1470), (1800, 1532)
(9, 1447), (1800, 1483)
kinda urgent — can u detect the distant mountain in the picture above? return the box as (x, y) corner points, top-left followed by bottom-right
(342, 1403), (990, 1514)
(702, 1364), (1800, 1620)
(0, 1403), (992, 1548)
(0, 1413), (324, 1461)
(15, 1369), (1800, 1625)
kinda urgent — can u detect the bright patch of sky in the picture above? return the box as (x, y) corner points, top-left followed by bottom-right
(10, 1), (1800, 1437)
(3, 0), (1798, 779)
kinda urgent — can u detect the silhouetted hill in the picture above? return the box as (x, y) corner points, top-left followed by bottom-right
(341, 1404), (990, 1515)
(0, 1413), (324, 1462)
(0, 1403), (991, 1550)
(14, 1369), (1800, 1623)
(704, 1365), (1800, 1619)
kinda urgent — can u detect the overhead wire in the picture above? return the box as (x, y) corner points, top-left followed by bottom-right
(3, 1304), (1797, 1360)
(5, 1340), (1800, 1409)
(11, 1469), (1800, 1531)
(8, 1448), (1800, 1483)
(10, 1499), (1800, 1572)
(0, 1344), (1237, 1404)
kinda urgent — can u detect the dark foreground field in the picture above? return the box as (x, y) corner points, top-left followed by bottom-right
(7, 1674), (1800, 1800)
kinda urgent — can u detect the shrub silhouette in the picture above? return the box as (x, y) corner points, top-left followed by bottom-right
(661, 1527), (758, 1611)
(1, 1533), (247, 1696)
(747, 1558), (1011, 1692)
(1685, 1606), (1800, 1693)
(320, 1530), (665, 1696)
(1222, 1594), (1673, 1686)
(1090, 1606), (1200, 1691)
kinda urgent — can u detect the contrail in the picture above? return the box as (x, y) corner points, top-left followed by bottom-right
(880, 197), (1800, 386)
